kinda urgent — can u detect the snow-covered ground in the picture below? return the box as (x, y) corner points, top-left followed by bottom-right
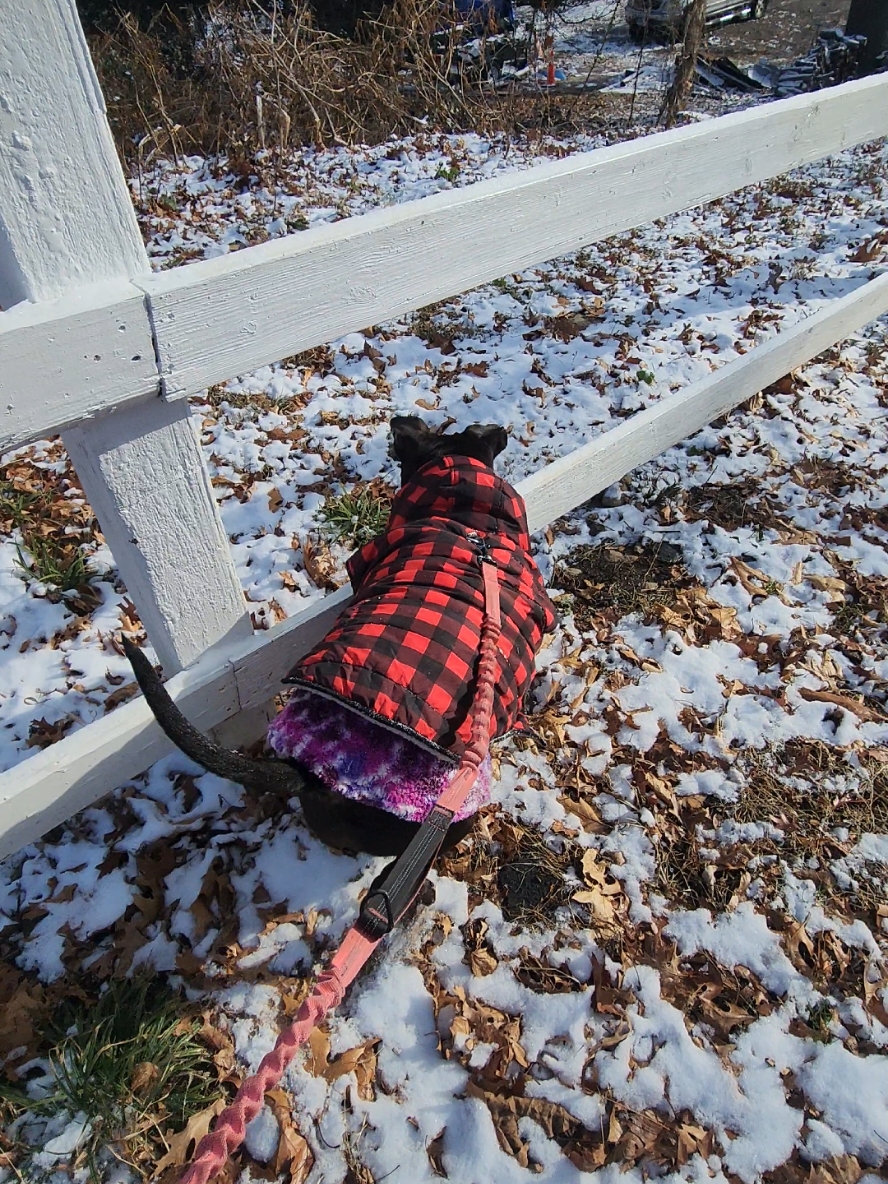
(2, 36), (888, 1184)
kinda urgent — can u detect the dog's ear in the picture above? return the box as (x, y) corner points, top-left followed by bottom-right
(465, 424), (508, 461)
(390, 415), (434, 461)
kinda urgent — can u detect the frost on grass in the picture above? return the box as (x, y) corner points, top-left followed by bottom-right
(2, 119), (888, 1183)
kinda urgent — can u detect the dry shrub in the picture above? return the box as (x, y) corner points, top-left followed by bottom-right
(88, 0), (602, 161)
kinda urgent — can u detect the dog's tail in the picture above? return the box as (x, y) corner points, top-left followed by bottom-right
(122, 636), (302, 796)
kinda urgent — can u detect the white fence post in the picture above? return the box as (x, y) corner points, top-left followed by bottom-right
(0, 0), (252, 673)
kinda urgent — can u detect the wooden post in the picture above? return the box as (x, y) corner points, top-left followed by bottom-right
(0, 0), (252, 673)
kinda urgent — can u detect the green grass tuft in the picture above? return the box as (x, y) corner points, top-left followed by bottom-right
(2, 976), (219, 1180)
(318, 483), (393, 549)
(1, 470), (97, 594)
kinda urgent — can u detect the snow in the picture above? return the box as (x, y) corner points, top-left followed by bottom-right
(244, 1105), (281, 1163)
(795, 1041), (888, 1166)
(41, 1115), (92, 1157)
(664, 903), (801, 998)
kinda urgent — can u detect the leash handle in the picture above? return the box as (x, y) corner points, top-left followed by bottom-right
(358, 804), (454, 939)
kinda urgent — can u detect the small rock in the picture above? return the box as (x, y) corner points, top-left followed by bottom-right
(656, 542), (684, 564)
(593, 483), (623, 508)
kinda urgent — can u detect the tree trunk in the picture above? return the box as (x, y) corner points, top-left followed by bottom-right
(846, 0), (888, 72)
(661, 0), (708, 128)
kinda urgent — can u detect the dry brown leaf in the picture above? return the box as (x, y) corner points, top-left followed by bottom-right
(156, 1098), (226, 1173)
(462, 917), (498, 978)
(729, 558), (772, 597)
(306, 1027), (331, 1077)
(798, 687), (888, 723)
(305, 1030), (379, 1100)
(695, 984), (755, 1038)
(575, 850), (626, 923)
(119, 596), (142, 634)
(580, 850), (621, 893)
(268, 598), (287, 625)
(674, 1117), (713, 1166)
(785, 922), (816, 967)
(862, 964), (888, 1028)
(807, 1154), (864, 1184)
(466, 1080), (581, 1166)
(515, 950), (584, 995)
(572, 887), (615, 923)
(104, 681), (139, 712)
(0, 967), (46, 1070)
(805, 574), (847, 604)
(850, 236), (886, 262)
(427, 1129), (448, 1177)
(440, 985), (529, 1081)
(301, 537), (342, 592)
(131, 1061), (160, 1097)
(558, 794), (606, 833)
(266, 1089), (314, 1183)
(469, 948), (498, 977)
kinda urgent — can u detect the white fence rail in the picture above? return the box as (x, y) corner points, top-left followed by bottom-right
(4, 71), (888, 447)
(1, 0), (887, 859)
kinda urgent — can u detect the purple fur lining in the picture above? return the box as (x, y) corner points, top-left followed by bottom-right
(267, 689), (491, 824)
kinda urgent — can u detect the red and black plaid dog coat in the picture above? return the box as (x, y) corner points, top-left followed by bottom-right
(283, 456), (557, 762)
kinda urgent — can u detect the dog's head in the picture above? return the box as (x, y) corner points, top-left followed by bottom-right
(390, 415), (508, 484)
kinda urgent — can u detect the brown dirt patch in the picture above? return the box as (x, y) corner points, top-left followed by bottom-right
(682, 479), (789, 534)
(554, 541), (693, 632)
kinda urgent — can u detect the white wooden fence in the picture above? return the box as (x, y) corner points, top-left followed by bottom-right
(1, 0), (887, 860)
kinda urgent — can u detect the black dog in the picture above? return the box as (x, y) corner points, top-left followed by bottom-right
(125, 416), (555, 857)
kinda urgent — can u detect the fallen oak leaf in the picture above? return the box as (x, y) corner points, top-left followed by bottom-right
(693, 982), (756, 1038)
(797, 687), (888, 723)
(130, 1061), (160, 1097)
(0, 967), (48, 1071)
(469, 948), (498, 977)
(580, 850), (622, 894)
(155, 1098), (226, 1173)
(266, 1089), (314, 1184)
(785, 922), (816, 968)
(805, 573), (847, 604)
(427, 1129), (448, 1177)
(305, 1027), (330, 1077)
(572, 887), (620, 927)
(103, 681), (139, 712)
(305, 1030), (380, 1100)
(301, 537), (343, 592)
(808, 1154), (864, 1184)
(558, 794), (606, 833)
(862, 963), (888, 1029)
(850, 236), (886, 263)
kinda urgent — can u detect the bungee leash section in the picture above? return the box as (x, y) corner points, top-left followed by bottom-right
(179, 559), (502, 1184)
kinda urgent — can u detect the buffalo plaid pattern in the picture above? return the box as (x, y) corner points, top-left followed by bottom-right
(284, 455), (557, 762)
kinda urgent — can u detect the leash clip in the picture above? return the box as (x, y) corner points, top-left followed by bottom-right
(467, 529), (496, 567)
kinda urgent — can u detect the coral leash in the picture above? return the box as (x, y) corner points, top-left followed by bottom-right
(179, 559), (502, 1184)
